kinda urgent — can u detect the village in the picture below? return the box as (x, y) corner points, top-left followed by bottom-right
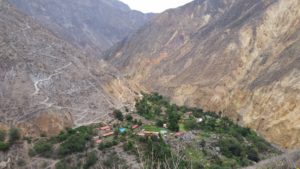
(25, 92), (279, 169)
(91, 109), (203, 147)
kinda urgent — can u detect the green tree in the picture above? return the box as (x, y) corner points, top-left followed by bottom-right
(156, 119), (164, 127)
(168, 110), (180, 132)
(114, 110), (124, 121)
(33, 139), (53, 157)
(9, 128), (20, 144)
(125, 114), (133, 121)
(219, 137), (243, 158)
(184, 118), (198, 130)
(0, 142), (9, 151)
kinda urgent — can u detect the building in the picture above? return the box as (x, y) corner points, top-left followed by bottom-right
(175, 132), (185, 137)
(137, 131), (159, 138)
(119, 127), (126, 133)
(163, 123), (167, 128)
(144, 131), (159, 137)
(95, 139), (102, 144)
(93, 136), (100, 140)
(102, 132), (114, 137)
(132, 125), (139, 129)
(137, 132), (145, 137)
(100, 125), (111, 131)
(197, 118), (203, 123)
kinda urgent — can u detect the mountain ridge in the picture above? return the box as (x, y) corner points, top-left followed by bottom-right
(8, 0), (153, 56)
(106, 0), (300, 149)
(0, 0), (135, 137)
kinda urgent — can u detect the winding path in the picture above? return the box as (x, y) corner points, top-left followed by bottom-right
(32, 62), (72, 96)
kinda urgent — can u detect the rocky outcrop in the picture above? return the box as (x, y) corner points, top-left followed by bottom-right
(106, 0), (300, 149)
(8, 0), (152, 56)
(0, 0), (136, 136)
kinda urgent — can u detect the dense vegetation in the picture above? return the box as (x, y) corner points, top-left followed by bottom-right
(0, 128), (21, 151)
(135, 93), (280, 169)
(23, 92), (279, 169)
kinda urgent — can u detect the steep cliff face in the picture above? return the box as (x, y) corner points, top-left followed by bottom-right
(8, 0), (152, 56)
(0, 0), (135, 137)
(106, 0), (300, 149)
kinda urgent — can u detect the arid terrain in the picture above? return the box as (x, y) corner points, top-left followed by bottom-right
(0, 0), (300, 168)
(8, 0), (152, 56)
(0, 0), (135, 138)
(106, 0), (300, 149)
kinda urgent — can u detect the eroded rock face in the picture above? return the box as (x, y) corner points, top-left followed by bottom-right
(8, 0), (152, 56)
(106, 0), (300, 148)
(0, 1), (135, 136)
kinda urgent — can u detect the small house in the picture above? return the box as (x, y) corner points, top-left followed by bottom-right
(119, 128), (126, 134)
(102, 132), (114, 137)
(144, 131), (159, 138)
(175, 132), (185, 137)
(93, 136), (100, 140)
(184, 112), (193, 119)
(163, 123), (167, 128)
(132, 125), (139, 129)
(95, 139), (102, 144)
(160, 130), (168, 135)
(100, 126), (111, 131)
(137, 132), (145, 137)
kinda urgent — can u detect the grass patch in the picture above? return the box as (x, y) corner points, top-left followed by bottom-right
(179, 123), (186, 132)
(143, 125), (162, 132)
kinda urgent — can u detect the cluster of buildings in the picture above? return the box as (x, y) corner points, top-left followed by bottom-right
(92, 111), (204, 145)
(92, 124), (141, 145)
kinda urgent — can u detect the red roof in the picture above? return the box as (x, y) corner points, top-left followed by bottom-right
(132, 125), (139, 129)
(100, 126), (111, 130)
(137, 132), (145, 137)
(102, 132), (114, 137)
(185, 112), (193, 115)
(175, 132), (185, 137)
(95, 139), (102, 144)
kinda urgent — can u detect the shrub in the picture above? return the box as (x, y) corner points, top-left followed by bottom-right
(125, 114), (133, 121)
(247, 147), (259, 162)
(114, 110), (124, 121)
(98, 140), (118, 150)
(123, 140), (134, 151)
(0, 130), (6, 142)
(156, 119), (164, 127)
(83, 151), (98, 169)
(0, 142), (9, 151)
(184, 118), (198, 130)
(219, 137), (243, 158)
(55, 160), (72, 169)
(17, 158), (26, 166)
(33, 139), (53, 157)
(9, 128), (20, 144)
(58, 134), (87, 156)
(28, 148), (36, 157)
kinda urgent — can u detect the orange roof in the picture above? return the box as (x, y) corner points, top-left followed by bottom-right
(102, 132), (114, 137)
(95, 139), (102, 144)
(137, 132), (145, 137)
(100, 126), (111, 130)
(132, 125), (139, 129)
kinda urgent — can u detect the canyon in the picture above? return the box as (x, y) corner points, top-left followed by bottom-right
(106, 0), (300, 149)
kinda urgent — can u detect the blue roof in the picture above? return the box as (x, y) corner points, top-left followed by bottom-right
(119, 128), (126, 133)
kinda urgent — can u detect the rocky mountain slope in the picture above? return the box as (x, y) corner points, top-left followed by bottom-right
(106, 0), (300, 149)
(0, 0), (135, 137)
(8, 0), (152, 56)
